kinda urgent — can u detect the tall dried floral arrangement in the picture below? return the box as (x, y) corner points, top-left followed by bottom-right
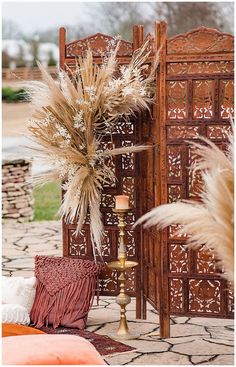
(135, 131), (234, 283)
(25, 40), (158, 257)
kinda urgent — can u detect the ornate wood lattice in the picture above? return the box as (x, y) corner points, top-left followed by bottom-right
(60, 24), (234, 338)
(140, 23), (234, 338)
(165, 26), (234, 318)
(60, 27), (145, 304)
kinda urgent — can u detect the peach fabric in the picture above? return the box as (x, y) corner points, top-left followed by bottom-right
(2, 334), (106, 365)
(2, 323), (45, 337)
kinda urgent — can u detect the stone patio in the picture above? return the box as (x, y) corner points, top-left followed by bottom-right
(2, 221), (234, 365)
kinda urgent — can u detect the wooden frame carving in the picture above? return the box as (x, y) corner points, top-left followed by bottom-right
(167, 26), (234, 55)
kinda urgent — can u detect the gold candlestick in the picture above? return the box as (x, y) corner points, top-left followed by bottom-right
(107, 208), (139, 340)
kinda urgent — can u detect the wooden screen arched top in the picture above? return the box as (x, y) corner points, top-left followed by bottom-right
(66, 32), (133, 58)
(59, 27), (156, 69)
(167, 26), (234, 55)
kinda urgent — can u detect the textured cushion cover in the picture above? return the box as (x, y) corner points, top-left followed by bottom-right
(2, 276), (36, 313)
(30, 256), (104, 329)
(2, 334), (106, 365)
(2, 304), (30, 325)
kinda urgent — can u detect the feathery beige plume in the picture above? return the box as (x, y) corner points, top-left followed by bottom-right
(25, 40), (158, 257)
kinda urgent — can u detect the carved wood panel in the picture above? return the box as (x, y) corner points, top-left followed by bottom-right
(165, 26), (234, 318)
(167, 27), (234, 55)
(66, 33), (133, 58)
(141, 25), (233, 339)
(60, 29), (142, 297)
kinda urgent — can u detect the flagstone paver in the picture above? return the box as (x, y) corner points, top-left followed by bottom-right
(103, 352), (142, 365)
(129, 352), (190, 365)
(2, 221), (61, 276)
(172, 339), (233, 355)
(206, 326), (234, 340)
(189, 317), (235, 327)
(203, 354), (234, 365)
(2, 221), (234, 365)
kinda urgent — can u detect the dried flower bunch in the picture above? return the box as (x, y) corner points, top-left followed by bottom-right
(26, 39), (158, 257)
(135, 130), (234, 283)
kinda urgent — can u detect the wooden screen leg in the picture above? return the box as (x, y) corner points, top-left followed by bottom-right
(158, 274), (170, 338)
(136, 298), (142, 319)
(142, 294), (147, 319)
(159, 310), (170, 338)
(136, 284), (147, 319)
(155, 231), (170, 337)
(159, 277), (170, 338)
(136, 265), (142, 319)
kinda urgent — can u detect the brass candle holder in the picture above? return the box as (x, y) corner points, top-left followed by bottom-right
(107, 208), (139, 340)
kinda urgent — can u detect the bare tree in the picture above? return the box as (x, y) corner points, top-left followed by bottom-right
(2, 19), (23, 39)
(36, 24), (88, 45)
(2, 51), (11, 68)
(64, 24), (89, 42)
(94, 2), (149, 41)
(215, 2), (234, 34)
(91, 2), (234, 41)
(16, 45), (26, 68)
(30, 35), (40, 68)
(151, 2), (234, 37)
(47, 50), (57, 67)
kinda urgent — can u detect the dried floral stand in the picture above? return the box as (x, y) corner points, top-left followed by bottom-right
(61, 23), (234, 338)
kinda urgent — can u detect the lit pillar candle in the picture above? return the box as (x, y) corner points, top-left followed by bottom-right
(115, 195), (130, 209)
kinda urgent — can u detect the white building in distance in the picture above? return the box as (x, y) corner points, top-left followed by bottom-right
(2, 39), (59, 68)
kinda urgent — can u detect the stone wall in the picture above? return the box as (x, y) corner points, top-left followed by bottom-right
(2, 158), (34, 222)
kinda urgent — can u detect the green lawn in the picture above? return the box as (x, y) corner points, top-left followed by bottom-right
(33, 181), (61, 221)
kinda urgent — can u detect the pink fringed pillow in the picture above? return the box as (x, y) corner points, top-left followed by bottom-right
(30, 256), (104, 329)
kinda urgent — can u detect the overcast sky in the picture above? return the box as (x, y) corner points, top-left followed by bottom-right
(2, 1), (234, 37)
(2, 1), (96, 33)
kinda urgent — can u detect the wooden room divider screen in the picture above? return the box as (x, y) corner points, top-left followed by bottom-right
(60, 27), (146, 316)
(142, 22), (234, 338)
(60, 22), (234, 338)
